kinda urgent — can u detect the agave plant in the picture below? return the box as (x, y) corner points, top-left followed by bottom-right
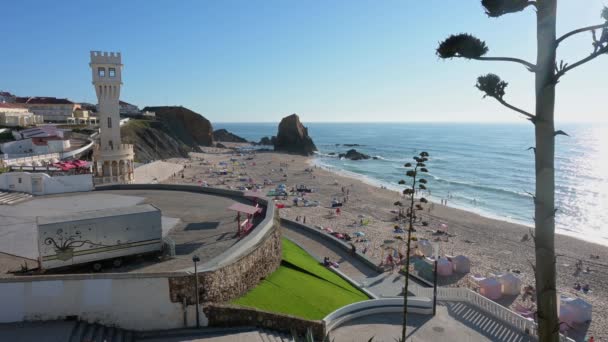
(436, 2), (608, 340)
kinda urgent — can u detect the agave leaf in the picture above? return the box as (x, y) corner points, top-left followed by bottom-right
(481, 0), (531, 17)
(476, 73), (508, 99)
(437, 33), (488, 59)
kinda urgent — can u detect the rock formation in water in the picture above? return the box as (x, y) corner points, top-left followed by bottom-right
(274, 114), (317, 155)
(339, 149), (370, 160)
(257, 136), (276, 146)
(213, 129), (248, 143)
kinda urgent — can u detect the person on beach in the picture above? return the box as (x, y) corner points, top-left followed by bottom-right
(336, 207), (341, 215)
(303, 216), (306, 224)
(386, 254), (395, 272)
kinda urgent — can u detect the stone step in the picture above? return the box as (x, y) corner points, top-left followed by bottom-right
(69, 321), (87, 342)
(114, 328), (124, 342)
(103, 326), (116, 342)
(258, 331), (273, 342)
(83, 323), (100, 342)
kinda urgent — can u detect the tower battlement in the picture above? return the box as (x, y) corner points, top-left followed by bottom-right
(90, 51), (122, 65)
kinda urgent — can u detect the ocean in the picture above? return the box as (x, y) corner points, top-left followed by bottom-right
(214, 122), (608, 246)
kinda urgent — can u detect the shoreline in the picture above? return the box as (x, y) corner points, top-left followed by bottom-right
(310, 157), (608, 249)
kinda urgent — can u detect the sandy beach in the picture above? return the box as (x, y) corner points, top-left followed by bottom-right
(164, 146), (608, 338)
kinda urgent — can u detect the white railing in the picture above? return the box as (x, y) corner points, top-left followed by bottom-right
(422, 287), (537, 335)
(2, 153), (60, 166)
(60, 139), (95, 159)
(419, 286), (575, 341)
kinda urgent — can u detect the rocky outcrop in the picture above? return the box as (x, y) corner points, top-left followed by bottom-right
(339, 149), (370, 160)
(121, 120), (198, 162)
(143, 106), (214, 146)
(257, 136), (276, 146)
(213, 129), (248, 143)
(274, 114), (316, 155)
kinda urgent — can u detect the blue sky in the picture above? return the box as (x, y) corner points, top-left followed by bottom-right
(1, 0), (606, 123)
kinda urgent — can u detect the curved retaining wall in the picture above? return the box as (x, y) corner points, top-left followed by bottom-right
(323, 297), (433, 333)
(204, 303), (325, 340)
(0, 185), (280, 331)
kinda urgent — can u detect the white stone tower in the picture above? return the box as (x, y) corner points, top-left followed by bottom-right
(90, 51), (134, 184)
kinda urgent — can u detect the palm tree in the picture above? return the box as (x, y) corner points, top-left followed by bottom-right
(436, 1), (608, 340)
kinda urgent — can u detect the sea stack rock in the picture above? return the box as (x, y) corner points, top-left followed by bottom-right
(339, 149), (370, 160)
(274, 114), (317, 155)
(213, 129), (248, 143)
(257, 136), (275, 146)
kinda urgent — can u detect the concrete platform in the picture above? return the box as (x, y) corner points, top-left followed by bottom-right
(0, 189), (256, 276)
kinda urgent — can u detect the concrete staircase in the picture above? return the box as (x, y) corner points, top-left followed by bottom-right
(136, 327), (295, 342)
(0, 191), (32, 205)
(257, 328), (294, 342)
(68, 321), (134, 342)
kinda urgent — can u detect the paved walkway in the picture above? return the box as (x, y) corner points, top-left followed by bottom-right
(281, 223), (427, 298)
(134, 161), (184, 184)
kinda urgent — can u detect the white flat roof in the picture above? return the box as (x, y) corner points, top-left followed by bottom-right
(37, 204), (159, 225)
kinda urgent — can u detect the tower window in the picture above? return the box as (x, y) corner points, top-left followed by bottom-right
(107, 117), (112, 128)
(109, 68), (116, 77)
(98, 67), (105, 77)
(109, 140), (114, 150)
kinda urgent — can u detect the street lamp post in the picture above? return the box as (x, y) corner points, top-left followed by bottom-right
(192, 255), (201, 328)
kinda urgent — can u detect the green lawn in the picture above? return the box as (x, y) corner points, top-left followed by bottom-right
(231, 238), (369, 320)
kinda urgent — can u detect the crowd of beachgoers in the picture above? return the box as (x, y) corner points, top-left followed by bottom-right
(160, 144), (608, 339)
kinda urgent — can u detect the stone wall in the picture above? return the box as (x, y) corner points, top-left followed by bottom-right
(169, 213), (282, 304)
(203, 303), (325, 340)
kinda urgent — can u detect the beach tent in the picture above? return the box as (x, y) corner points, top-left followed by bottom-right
(417, 239), (433, 257)
(412, 258), (434, 281)
(451, 255), (470, 273)
(478, 278), (502, 300)
(437, 257), (453, 276)
(560, 297), (592, 324)
(498, 273), (522, 296)
(559, 304), (576, 328)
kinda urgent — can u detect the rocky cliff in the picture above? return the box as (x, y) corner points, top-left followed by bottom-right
(143, 106), (214, 146)
(213, 129), (248, 143)
(274, 114), (316, 156)
(121, 119), (199, 162)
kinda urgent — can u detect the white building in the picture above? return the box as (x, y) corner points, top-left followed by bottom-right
(119, 100), (140, 116)
(0, 91), (16, 103)
(16, 97), (81, 123)
(0, 172), (93, 195)
(0, 103), (43, 127)
(90, 51), (134, 185)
